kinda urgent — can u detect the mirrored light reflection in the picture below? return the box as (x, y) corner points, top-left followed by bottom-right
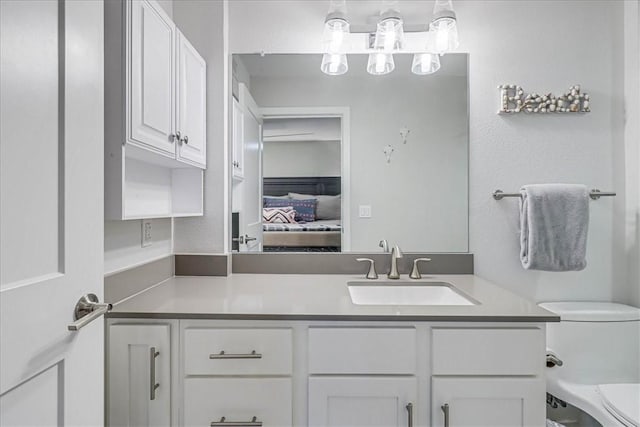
(411, 53), (441, 75)
(321, 53), (349, 76)
(367, 52), (395, 75)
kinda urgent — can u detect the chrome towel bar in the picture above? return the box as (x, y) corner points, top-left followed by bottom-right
(493, 189), (616, 201)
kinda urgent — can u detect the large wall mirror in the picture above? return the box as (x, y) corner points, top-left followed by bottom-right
(231, 53), (469, 253)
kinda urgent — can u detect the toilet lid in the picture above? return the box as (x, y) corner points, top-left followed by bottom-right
(598, 384), (640, 427)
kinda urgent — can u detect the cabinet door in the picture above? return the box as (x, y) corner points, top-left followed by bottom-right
(431, 377), (545, 427)
(107, 324), (171, 427)
(176, 30), (206, 168)
(129, 0), (176, 156)
(309, 377), (417, 427)
(184, 378), (292, 427)
(232, 97), (244, 179)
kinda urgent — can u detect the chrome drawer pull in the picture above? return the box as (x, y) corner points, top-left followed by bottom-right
(209, 350), (262, 360)
(150, 347), (160, 400)
(406, 402), (413, 427)
(211, 416), (262, 426)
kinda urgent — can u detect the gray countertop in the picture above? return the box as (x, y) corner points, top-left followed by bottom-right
(108, 274), (559, 322)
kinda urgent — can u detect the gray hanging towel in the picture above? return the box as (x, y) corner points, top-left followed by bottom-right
(519, 184), (589, 271)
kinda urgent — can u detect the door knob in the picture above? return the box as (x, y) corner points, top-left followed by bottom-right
(68, 293), (111, 331)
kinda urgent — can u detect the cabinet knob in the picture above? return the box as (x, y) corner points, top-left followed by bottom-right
(170, 131), (181, 143)
(183, 135), (189, 145)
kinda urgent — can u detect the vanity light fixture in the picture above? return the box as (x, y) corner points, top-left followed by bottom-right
(321, 0), (350, 75)
(429, 0), (460, 54)
(320, 0), (460, 76)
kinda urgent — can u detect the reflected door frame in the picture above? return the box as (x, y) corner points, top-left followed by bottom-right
(260, 107), (351, 251)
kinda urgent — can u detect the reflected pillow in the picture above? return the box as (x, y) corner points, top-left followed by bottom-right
(262, 195), (290, 206)
(263, 206), (297, 224)
(289, 193), (341, 220)
(264, 197), (317, 222)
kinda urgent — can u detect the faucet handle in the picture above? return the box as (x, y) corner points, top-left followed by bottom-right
(356, 258), (378, 280)
(409, 258), (432, 279)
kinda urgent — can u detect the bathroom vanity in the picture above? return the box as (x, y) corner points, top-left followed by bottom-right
(106, 274), (558, 427)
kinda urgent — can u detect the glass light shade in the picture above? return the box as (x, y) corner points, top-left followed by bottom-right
(367, 52), (395, 75)
(429, 0), (459, 54)
(429, 18), (459, 54)
(374, 16), (404, 51)
(321, 53), (348, 76)
(322, 17), (350, 53)
(411, 53), (441, 75)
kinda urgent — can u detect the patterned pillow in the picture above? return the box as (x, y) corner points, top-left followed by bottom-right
(264, 197), (317, 222)
(263, 207), (297, 224)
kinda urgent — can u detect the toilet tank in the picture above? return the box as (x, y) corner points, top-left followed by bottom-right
(539, 302), (640, 385)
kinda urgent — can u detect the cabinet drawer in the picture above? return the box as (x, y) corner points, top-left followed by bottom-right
(308, 327), (416, 374)
(184, 378), (292, 427)
(184, 328), (292, 375)
(432, 328), (544, 375)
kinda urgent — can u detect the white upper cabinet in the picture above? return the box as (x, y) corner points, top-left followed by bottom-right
(129, 0), (176, 156)
(176, 30), (207, 168)
(105, 0), (206, 219)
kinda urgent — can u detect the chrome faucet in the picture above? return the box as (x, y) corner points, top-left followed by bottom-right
(388, 245), (403, 279)
(379, 239), (389, 253)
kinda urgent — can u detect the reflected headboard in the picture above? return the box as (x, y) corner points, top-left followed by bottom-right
(263, 177), (341, 197)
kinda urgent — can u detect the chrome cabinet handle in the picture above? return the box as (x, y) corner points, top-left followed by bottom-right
(211, 416), (262, 426)
(170, 131), (181, 143)
(244, 235), (257, 243)
(441, 403), (450, 427)
(182, 135), (189, 144)
(406, 403), (413, 427)
(409, 257), (432, 279)
(356, 258), (378, 279)
(67, 294), (112, 331)
(150, 347), (160, 400)
(209, 350), (262, 359)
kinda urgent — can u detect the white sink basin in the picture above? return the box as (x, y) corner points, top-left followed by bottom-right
(347, 281), (477, 306)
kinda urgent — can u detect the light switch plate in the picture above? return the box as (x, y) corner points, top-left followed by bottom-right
(359, 205), (372, 218)
(141, 220), (152, 247)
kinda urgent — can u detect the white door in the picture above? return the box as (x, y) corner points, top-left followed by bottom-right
(176, 30), (206, 168)
(129, 0), (176, 157)
(431, 377), (545, 427)
(0, 1), (104, 426)
(238, 84), (263, 252)
(309, 377), (417, 427)
(232, 98), (245, 180)
(107, 324), (171, 426)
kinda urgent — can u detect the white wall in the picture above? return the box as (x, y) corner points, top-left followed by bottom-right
(263, 141), (341, 178)
(249, 65), (468, 252)
(228, 0), (630, 303)
(103, 0), (174, 275)
(172, 0), (229, 254)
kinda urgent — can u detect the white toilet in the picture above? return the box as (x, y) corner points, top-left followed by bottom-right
(539, 302), (640, 427)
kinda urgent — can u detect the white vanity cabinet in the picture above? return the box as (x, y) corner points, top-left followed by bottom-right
(182, 326), (293, 427)
(430, 327), (546, 427)
(106, 320), (546, 427)
(105, 0), (206, 220)
(107, 322), (175, 427)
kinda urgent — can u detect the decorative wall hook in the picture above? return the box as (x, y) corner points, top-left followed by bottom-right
(383, 144), (395, 163)
(498, 84), (590, 114)
(400, 127), (410, 144)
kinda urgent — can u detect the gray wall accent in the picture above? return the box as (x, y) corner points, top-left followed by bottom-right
(175, 254), (229, 276)
(232, 253), (473, 275)
(104, 256), (174, 304)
